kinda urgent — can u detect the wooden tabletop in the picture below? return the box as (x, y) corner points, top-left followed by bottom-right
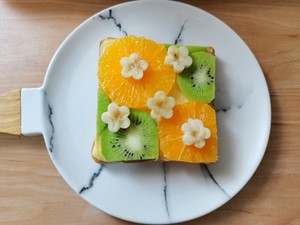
(0, 1), (299, 224)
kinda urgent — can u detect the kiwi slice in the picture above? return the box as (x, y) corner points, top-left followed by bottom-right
(101, 109), (159, 162)
(177, 51), (215, 103)
(97, 88), (110, 135)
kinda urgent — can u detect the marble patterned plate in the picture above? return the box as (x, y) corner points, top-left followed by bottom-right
(20, 1), (271, 224)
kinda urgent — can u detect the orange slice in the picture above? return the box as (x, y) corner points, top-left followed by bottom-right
(98, 36), (176, 108)
(158, 102), (218, 163)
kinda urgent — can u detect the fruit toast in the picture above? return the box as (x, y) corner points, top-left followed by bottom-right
(92, 36), (217, 163)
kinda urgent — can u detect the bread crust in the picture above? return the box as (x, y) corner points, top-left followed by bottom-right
(92, 38), (215, 164)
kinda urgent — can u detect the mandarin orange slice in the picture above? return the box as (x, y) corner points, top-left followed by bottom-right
(98, 36), (176, 108)
(158, 101), (218, 163)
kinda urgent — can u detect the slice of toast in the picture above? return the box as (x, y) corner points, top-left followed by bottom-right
(92, 37), (217, 163)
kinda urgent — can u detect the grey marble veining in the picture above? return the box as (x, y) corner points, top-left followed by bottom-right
(216, 104), (243, 113)
(36, 1), (271, 224)
(98, 9), (128, 36)
(77, 8), (129, 197)
(39, 91), (55, 154)
(78, 8), (230, 221)
(201, 164), (230, 198)
(174, 21), (187, 45)
(76, 8), (129, 195)
(79, 165), (104, 194)
(47, 104), (54, 153)
(163, 163), (170, 218)
(32, 0), (270, 224)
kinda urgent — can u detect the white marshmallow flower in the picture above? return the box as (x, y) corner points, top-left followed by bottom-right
(147, 91), (176, 120)
(165, 45), (193, 73)
(181, 118), (211, 149)
(120, 53), (148, 80)
(101, 103), (130, 133)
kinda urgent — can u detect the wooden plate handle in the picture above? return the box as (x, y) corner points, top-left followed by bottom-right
(0, 90), (21, 135)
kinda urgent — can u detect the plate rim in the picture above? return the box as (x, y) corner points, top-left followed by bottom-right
(41, 0), (272, 224)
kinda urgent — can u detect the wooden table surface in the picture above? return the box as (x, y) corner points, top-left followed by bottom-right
(0, 0), (299, 224)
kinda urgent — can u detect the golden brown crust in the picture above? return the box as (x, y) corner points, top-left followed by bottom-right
(99, 38), (116, 57)
(206, 46), (215, 55)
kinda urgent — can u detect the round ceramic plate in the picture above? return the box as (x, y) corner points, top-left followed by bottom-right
(36, 1), (271, 224)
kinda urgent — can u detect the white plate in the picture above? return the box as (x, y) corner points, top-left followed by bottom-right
(25, 1), (271, 224)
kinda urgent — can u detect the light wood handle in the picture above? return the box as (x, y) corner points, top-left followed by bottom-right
(0, 90), (21, 135)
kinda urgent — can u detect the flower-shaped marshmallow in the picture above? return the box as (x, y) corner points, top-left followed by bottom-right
(101, 103), (130, 132)
(120, 53), (148, 80)
(181, 118), (211, 148)
(147, 91), (176, 120)
(165, 46), (192, 73)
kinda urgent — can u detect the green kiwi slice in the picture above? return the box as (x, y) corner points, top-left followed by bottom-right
(101, 109), (159, 162)
(97, 88), (110, 135)
(177, 51), (215, 103)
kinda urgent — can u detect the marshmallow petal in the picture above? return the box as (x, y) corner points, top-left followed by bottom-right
(120, 118), (130, 129)
(194, 140), (206, 148)
(179, 46), (189, 55)
(173, 62), (185, 73)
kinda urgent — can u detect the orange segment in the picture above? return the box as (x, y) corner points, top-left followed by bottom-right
(168, 81), (189, 104)
(158, 102), (218, 163)
(98, 36), (176, 108)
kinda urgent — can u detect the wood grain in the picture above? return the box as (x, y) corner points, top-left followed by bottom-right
(0, 90), (21, 135)
(0, 0), (299, 225)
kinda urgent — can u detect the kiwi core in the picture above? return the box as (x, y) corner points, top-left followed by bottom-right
(125, 128), (143, 153)
(194, 65), (210, 86)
